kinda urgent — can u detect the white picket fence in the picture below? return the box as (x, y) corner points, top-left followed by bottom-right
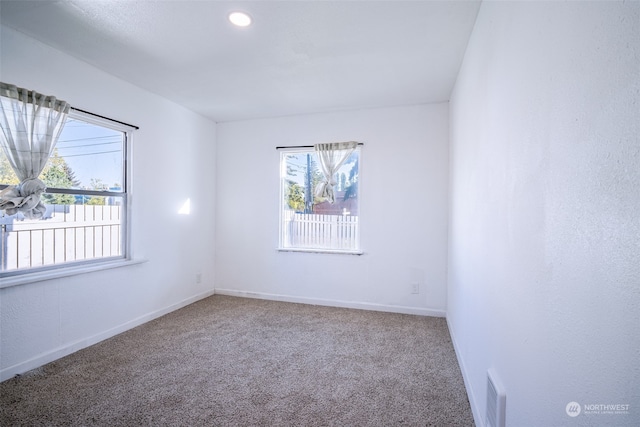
(282, 211), (359, 251)
(1, 205), (122, 272)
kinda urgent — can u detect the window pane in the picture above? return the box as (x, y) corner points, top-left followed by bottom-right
(1, 195), (124, 272)
(48, 117), (124, 191)
(280, 149), (360, 252)
(0, 117), (125, 191)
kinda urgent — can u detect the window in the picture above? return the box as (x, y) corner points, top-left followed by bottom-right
(279, 146), (361, 253)
(0, 110), (132, 276)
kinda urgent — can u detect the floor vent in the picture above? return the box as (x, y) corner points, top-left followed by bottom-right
(486, 369), (506, 427)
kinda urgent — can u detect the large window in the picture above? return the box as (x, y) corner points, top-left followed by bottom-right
(0, 110), (132, 275)
(279, 146), (361, 253)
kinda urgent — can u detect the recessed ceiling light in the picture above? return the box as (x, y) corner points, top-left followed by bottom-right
(229, 12), (251, 27)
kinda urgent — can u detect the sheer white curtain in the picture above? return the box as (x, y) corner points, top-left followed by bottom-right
(0, 83), (70, 219)
(314, 141), (358, 204)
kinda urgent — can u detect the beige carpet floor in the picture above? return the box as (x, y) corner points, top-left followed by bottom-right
(0, 295), (474, 426)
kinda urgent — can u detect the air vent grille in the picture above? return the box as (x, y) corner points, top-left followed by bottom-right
(486, 369), (506, 427)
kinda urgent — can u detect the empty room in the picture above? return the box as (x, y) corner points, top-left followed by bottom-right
(0, 1), (638, 426)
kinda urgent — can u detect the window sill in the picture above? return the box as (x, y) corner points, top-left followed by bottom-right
(278, 248), (364, 255)
(0, 258), (148, 289)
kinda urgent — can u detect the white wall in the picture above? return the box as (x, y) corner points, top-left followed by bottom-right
(448, 2), (640, 426)
(215, 104), (449, 315)
(0, 26), (217, 381)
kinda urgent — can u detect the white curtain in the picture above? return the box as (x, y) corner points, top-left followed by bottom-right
(0, 82), (70, 219)
(314, 141), (358, 204)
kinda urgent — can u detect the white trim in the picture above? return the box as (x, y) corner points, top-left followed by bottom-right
(0, 258), (148, 289)
(214, 288), (445, 317)
(276, 146), (315, 153)
(124, 125), (134, 261)
(0, 289), (215, 382)
(69, 109), (137, 132)
(447, 316), (484, 427)
(277, 248), (363, 255)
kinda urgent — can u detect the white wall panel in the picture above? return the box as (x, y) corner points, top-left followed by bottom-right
(448, 2), (640, 425)
(215, 104), (449, 315)
(0, 26), (217, 380)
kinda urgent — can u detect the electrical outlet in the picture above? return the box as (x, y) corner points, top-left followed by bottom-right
(411, 283), (420, 294)
(196, 273), (202, 284)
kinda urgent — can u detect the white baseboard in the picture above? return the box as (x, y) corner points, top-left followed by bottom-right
(214, 288), (446, 317)
(447, 316), (483, 427)
(0, 289), (215, 382)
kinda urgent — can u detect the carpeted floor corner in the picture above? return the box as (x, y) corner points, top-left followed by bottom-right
(0, 295), (475, 426)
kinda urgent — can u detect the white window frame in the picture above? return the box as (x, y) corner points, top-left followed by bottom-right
(278, 146), (363, 255)
(0, 109), (137, 285)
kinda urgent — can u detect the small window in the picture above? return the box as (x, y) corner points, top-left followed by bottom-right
(0, 111), (131, 275)
(279, 147), (361, 253)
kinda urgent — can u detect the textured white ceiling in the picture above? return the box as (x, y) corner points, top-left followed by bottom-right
(0, 0), (481, 122)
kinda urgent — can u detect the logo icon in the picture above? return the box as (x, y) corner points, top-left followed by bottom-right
(566, 402), (581, 417)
